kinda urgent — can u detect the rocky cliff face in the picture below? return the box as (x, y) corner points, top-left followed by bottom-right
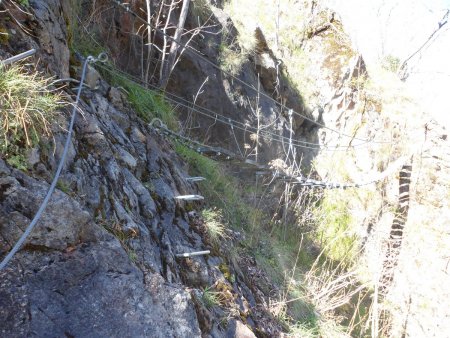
(78, 0), (319, 166)
(0, 1), (291, 336)
(5, 0), (440, 337)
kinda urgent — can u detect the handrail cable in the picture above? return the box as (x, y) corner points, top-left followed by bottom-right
(109, 0), (391, 145)
(79, 16), (385, 151)
(0, 53), (107, 271)
(150, 118), (406, 189)
(96, 62), (377, 152)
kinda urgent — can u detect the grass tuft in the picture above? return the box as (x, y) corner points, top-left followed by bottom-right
(0, 64), (63, 168)
(201, 208), (229, 244)
(174, 143), (261, 229)
(202, 286), (222, 309)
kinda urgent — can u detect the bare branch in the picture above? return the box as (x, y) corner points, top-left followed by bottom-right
(398, 9), (449, 80)
(159, 0), (191, 89)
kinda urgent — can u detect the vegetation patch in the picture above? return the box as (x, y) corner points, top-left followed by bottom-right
(312, 190), (357, 264)
(175, 143), (262, 230)
(218, 41), (250, 76)
(175, 143), (338, 333)
(98, 65), (178, 129)
(0, 64), (63, 169)
(201, 208), (228, 245)
(0, 27), (9, 45)
(202, 286), (222, 309)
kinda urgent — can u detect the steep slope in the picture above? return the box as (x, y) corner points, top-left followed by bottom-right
(2, 0), (448, 337)
(0, 1), (288, 336)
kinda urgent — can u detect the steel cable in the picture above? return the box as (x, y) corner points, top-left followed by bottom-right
(150, 118), (393, 189)
(0, 53), (107, 271)
(95, 62), (375, 152)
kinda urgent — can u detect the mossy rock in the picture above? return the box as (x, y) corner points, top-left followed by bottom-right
(218, 263), (235, 283)
(0, 28), (9, 45)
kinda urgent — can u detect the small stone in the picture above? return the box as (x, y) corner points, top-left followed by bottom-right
(226, 319), (256, 338)
(27, 147), (40, 167)
(116, 147), (137, 169)
(108, 87), (126, 110)
(85, 65), (101, 89)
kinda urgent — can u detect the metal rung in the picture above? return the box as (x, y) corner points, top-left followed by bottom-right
(185, 177), (206, 182)
(0, 48), (36, 66)
(255, 171), (273, 176)
(175, 250), (210, 258)
(174, 195), (204, 201)
(244, 159), (258, 165)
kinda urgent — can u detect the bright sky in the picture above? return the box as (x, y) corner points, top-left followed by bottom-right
(325, 0), (450, 125)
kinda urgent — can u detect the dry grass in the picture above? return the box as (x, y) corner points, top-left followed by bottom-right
(0, 64), (63, 162)
(313, 62), (450, 337)
(201, 208), (229, 244)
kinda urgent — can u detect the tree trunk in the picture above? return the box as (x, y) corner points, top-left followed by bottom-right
(159, 0), (191, 89)
(380, 161), (413, 293)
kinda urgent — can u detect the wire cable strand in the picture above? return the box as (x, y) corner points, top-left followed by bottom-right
(0, 53), (107, 271)
(150, 117), (398, 189)
(95, 62), (375, 152)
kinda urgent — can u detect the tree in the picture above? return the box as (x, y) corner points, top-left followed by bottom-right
(159, 0), (191, 89)
(397, 8), (449, 80)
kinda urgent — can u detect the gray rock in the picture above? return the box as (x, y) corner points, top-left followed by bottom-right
(111, 195), (140, 236)
(32, 0), (70, 78)
(26, 147), (40, 167)
(226, 319), (257, 338)
(122, 168), (156, 220)
(107, 86), (126, 110)
(0, 240), (201, 338)
(115, 146), (137, 169)
(0, 158), (10, 176)
(84, 64), (102, 89)
(0, 174), (93, 250)
(130, 127), (148, 162)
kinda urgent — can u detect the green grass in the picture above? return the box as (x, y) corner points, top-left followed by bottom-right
(96, 65), (178, 129)
(66, 0), (102, 57)
(18, 0), (30, 7)
(202, 286), (222, 309)
(218, 41), (249, 76)
(56, 180), (72, 194)
(201, 208), (228, 245)
(175, 143), (260, 229)
(313, 190), (358, 265)
(0, 64), (63, 169)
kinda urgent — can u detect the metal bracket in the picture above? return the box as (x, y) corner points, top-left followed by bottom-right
(185, 177), (206, 182)
(174, 195), (204, 201)
(175, 250), (210, 258)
